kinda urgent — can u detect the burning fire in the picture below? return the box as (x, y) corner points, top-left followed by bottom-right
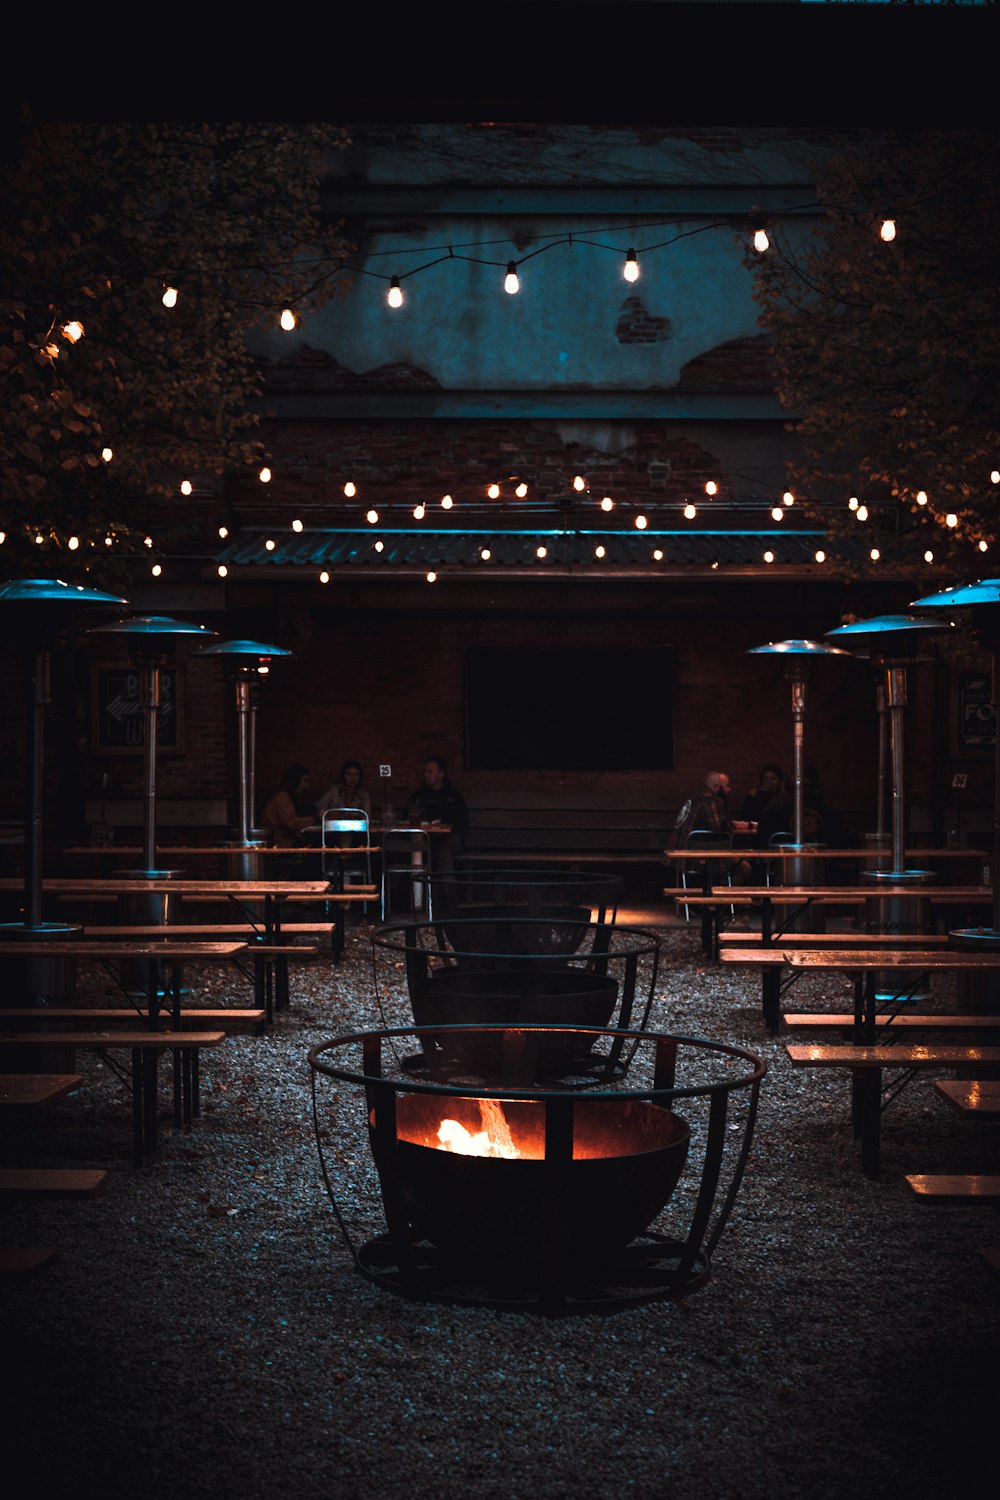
(436, 1100), (521, 1159)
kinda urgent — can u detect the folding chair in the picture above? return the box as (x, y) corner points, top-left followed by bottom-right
(321, 810), (374, 949)
(679, 830), (734, 923)
(380, 826), (433, 922)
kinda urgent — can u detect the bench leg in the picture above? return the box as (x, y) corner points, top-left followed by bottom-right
(173, 1049), (182, 1128)
(859, 1067), (882, 1180)
(762, 969), (781, 1035)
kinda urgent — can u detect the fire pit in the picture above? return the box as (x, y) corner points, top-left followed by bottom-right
(309, 1024), (767, 1314)
(426, 868), (623, 951)
(371, 918), (660, 1082)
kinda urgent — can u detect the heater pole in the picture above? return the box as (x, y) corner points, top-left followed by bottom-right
(141, 664), (160, 875)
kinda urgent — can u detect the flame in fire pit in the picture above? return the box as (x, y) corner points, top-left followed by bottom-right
(437, 1100), (521, 1158)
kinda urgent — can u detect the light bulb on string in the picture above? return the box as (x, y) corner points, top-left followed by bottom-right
(880, 218), (896, 243)
(103, 535), (113, 547)
(595, 545), (606, 559)
(162, 285), (178, 308)
(991, 471), (999, 485)
(763, 550), (774, 564)
(218, 564), (228, 578)
(480, 548), (491, 561)
(218, 525), (229, 539)
(635, 515), (647, 530)
(180, 480), (193, 496)
(101, 447), (113, 462)
(259, 467), (272, 484)
(856, 505), (869, 521)
(815, 550), (826, 563)
(916, 490), (928, 505)
(771, 507), (783, 522)
(600, 496), (614, 512)
(980, 540), (989, 553)
(870, 547), (880, 561)
(623, 248), (639, 283)
(279, 309), (296, 331)
(35, 533), (44, 546)
(487, 483), (501, 499)
(366, 509), (379, 525)
(705, 481), (717, 496)
(783, 490), (794, 507)
(413, 504), (425, 520)
(264, 538), (275, 551)
(514, 482), (528, 498)
(504, 262), (520, 295)
(753, 227), (769, 253)
(143, 536), (153, 548)
(387, 277), (403, 309)
(924, 550), (934, 563)
(946, 513), (958, 528)
(426, 571), (437, 583)
(61, 320), (84, 343)
(536, 546), (547, 559)
(291, 518), (303, 533)
(320, 571), (330, 584)
(652, 549), (663, 561)
(152, 563), (162, 577)
(848, 496), (859, 511)
(441, 494), (454, 509)
(573, 475), (587, 492)
(68, 536), (79, 550)
(684, 503), (697, 520)
(344, 481), (356, 498)
(374, 540), (384, 553)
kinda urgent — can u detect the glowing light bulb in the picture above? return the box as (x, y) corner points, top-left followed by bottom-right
(635, 514), (647, 529)
(573, 475), (586, 492)
(279, 309), (296, 331)
(815, 550), (826, 563)
(218, 526), (229, 539)
(103, 535), (112, 547)
(870, 547), (880, 561)
(68, 536), (79, 550)
(180, 480), (192, 496)
(143, 535), (153, 548)
(515, 482), (528, 498)
(653, 549), (663, 561)
(413, 504), (425, 520)
(684, 503), (697, 520)
(366, 509), (379, 525)
(101, 447), (113, 462)
(291, 518), (303, 533)
(344, 481), (356, 497)
(623, 248), (639, 283)
(264, 538), (275, 551)
(487, 483), (501, 499)
(595, 545), (606, 559)
(946, 513), (958, 527)
(764, 550), (774, 564)
(979, 540), (989, 552)
(783, 491), (794, 506)
(856, 505), (869, 521)
(374, 540), (384, 552)
(387, 276), (403, 309)
(600, 497), (614, 512)
(536, 546), (547, 559)
(441, 494), (454, 509)
(880, 219), (896, 243)
(480, 548), (491, 561)
(771, 507), (783, 522)
(916, 490), (928, 505)
(320, 571), (330, 584)
(504, 262), (520, 295)
(218, 564), (228, 578)
(152, 563), (162, 577)
(924, 550), (934, 563)
(848, 496), (859, 511)
(0, 531), (6, 544)
(35, 533), (44, 545)
(61, 320), (84, 342)
(705, 481), (717, 496)
(426, 570), (437, 583)
(753, 228), (769, 253)
(991, 471), (1000, 485)
(259, 466), (272, 483)
(162, 285), (178, 308)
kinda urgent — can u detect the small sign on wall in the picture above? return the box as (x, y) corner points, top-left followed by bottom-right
(91, 665), (184, 754)
(957, 672), (996, 751)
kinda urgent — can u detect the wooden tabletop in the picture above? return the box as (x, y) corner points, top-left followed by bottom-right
(708, 885), (992, 900)
(933, 1079), (1000, 1118)
(786, 948), (1000, 970)
(0, 878), (332, 896)
(0, 940), (247, 959)
(665, 847), (988, 860)
(0, 1074), (81, 1108)
(62, 845), (381, 856)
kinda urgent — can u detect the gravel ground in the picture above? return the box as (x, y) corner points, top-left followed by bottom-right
(1, 907), (997, 1500)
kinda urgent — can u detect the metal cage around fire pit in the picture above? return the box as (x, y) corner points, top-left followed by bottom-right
(426, 868), (623, 934)
(370, 917), (661, 1084)
(308, 1024), (767, 1316)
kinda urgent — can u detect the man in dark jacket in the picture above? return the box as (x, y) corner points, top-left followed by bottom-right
(404, 755), (468, 876)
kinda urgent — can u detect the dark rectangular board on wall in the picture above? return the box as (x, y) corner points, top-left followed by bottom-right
(464, 646), (674, 770)
(91, 665), (184, 754)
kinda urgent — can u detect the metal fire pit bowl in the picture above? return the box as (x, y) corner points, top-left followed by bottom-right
(308, 1024), (767, 1316)
(370, 919), (661, 1084)
(427, 868), (623, 947)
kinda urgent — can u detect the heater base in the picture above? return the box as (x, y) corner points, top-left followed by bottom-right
(353, 1232), (711, 1316)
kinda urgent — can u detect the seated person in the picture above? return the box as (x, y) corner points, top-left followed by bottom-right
(687, 770), (752, 883)
(740, 764), (783, 829)
(404, 755), (468, 876)
(260, 763), (315, 848)
(316, 759), (372, 820)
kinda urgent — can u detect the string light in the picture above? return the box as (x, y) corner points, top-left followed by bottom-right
(763, 550), (774, 563)
(815, 549), (826, 563)
(979, 540), (989, 552)
(291, 518), (303, 532)
(103, 535), (113, 547)
(218, 564), (228, 577)
(264, 538), (275, 551)
(259, 466), (272, 483)
(441, 494), (454, 509)
(573, 475), (587, 492)
(343, 481), (356, 497)
(600, 497), (614, 512)
(413, 504), (425, 520)
(536, 546), (547, 559)
(771, 507), (783, 522)
(991, 471), (999, 485)
(68, 536), (79, 550)
(35, 533), (45, 545)
(0, 532), (6, 544)
(595, 545), (606, 558)
(783, 491), (794, 506)
(623, 248), (639, 283)
(319, 571), (330, 584)
(487, 483), (501, 499)
(514, 482), (528, 498)
(856, 505), (869, 521)
(161, 285), (178, 308)
(374, 540), (384, 552)
(143, 535), (153, 548)
(946, 513), (958, 527)
(61, 320), (84, 343)
(218, 525), (229, 539)
(480, 548), (491, 560)
(924, 550), (934, 563)
(504, 262), (520, 295)
(848, 496), (859, 511)
(870, 547), (880, 561)
(635, 514), (647, 529)
(279, 309), (296, 331)
(705, 481), (717, 496)
(880, 218), (896, 243)
(426, 570), (437, 582)
(652, 549), (663, 561)
(180, 480), (192, 496)
(366, 509), (379, 524)
(101, 447), (113, 462)
(152, 563), (162, 577)
(387, 276), (403, 309)
(916, 490), (928, 505)
(753, 227), (769, 253)
(684, 503), (697, 519)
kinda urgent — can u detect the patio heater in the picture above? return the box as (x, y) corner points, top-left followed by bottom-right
(83, 614), (216, 880)
(910, 578), (1000, 950)
(745, 639), (852, 890)
(198, 638), (293, 880)
(0, 579), (127, 1027)
(825, 614), (954, 989)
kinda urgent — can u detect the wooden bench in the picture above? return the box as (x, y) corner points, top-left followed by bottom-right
(932, 1079), (1000, 1117)
(0, 1030), (228, 1165)
(785, 1013), (1000, 1034)
(785, 1042), (1000, 1179)
(717, 931), (954, 947)
(904, 1175), (1000, 1204)
(0, 1008), (267, 1035)
(0, 1168), (108, 1197)
(0, 1073), (82, 1108)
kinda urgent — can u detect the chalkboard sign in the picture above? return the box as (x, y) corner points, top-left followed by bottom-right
(958, 672), (996, 751)
(92, 665), (184, 754)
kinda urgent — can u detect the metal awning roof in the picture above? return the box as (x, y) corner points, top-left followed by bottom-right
(213, 527), (942, 580)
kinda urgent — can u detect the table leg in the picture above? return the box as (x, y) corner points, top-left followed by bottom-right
(762, 968), (781, 1035)
(860, 1067), (882, 1179)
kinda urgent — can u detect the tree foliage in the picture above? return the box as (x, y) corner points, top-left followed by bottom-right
(0, 116), (350, 581)
(750, 129), (1000, 555)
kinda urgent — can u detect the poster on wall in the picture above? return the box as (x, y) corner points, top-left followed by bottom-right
(958, 672), (996, 751)
(91, 665), (184, 754)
